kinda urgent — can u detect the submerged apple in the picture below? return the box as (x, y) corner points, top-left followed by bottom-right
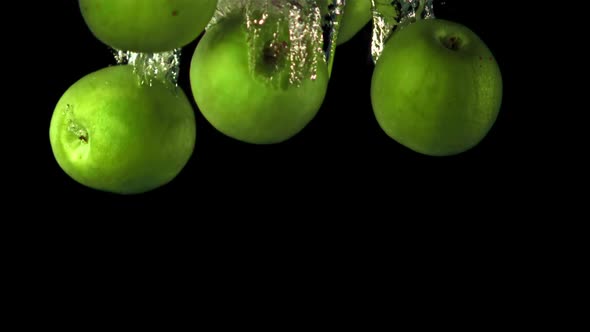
(336, 0), (373, 45)
(49, 65), (196, 194)
(320, 0), (372, 45)
(371, 18), (503, 156)
(190, 8), (329, 144)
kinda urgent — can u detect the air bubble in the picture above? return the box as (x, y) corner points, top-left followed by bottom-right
(113, 48), (182, 89)
(207, 0), (329, 88)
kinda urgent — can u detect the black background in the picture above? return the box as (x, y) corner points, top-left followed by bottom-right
(2, 2), (568, 316)
(33, 1), (525, 212)
(8, 2), (571, 316)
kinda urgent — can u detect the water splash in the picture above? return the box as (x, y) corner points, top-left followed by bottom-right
(371, 0), (435, 62)
(205, 0), (244, 30)
(206, 0), (328, 88)
(113, 48), (182, 89)
(287, 1), (325, 83)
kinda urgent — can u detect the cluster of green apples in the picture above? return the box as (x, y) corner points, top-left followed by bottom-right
(50, 0), (503, 195)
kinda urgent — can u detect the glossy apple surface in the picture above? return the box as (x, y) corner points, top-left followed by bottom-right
(49, 65), (196, 194)
(189, 14), (329, 144)
(371, 18), (503, 156)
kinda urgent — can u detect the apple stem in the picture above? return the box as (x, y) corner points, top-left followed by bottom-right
(326, 0), (346, 77)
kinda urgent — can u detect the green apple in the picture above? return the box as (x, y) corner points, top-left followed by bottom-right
(337, 0), (373, 45)
(320, 0), (372, 45)
(79, 0), (218, 52)
(49, 65), (196, 194)
(189, 13), (329, 144)
(371, 18), (503, 156)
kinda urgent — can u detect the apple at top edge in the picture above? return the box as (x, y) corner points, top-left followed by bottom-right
(79, 0), (218, 52)
(371, 18), (503, 156)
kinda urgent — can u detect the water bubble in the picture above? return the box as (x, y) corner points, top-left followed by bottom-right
(207, 0), (328, 88)
(324, 0), (346, 76)
(113, 48), (182, 89)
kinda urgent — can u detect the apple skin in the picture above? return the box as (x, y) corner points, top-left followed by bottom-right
(189, 15), (329, 144)
(49, 65), (196, 194)
(337, 0), (373, 45)
(79, 0), (217, 52)
(320, 0), (372, 45)
(371, 19), (503, 156)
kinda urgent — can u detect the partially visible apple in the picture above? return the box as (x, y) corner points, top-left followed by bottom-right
(320, 0), (373, 45)
(79, 0), (218, 52)
(371, 18), (503, 156)
(189, 11), (329, 144)
(49, 65), (196, 194)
